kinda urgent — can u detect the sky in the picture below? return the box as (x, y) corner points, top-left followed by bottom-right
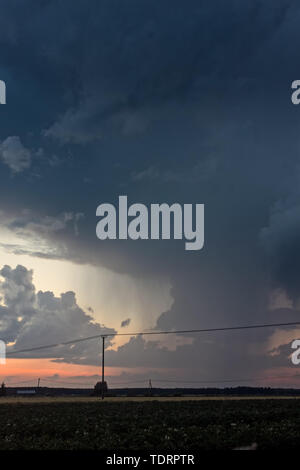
(1, 0), (300, 388)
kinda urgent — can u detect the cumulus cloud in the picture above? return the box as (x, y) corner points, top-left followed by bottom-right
(0, 136), (31, 173)
(0, 265), (36, 343)
(0, 265), (116, 360)
(0, 264), (35, 315)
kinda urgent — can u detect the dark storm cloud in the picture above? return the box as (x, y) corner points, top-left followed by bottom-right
(0, 0), (292, 143)
(0, 1), (300, 380)
(42, 0), (289, 144)
(121, 318), (131, 328)
(260, 188), (300, 305)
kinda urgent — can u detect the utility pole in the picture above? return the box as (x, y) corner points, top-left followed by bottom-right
(149, 379), (152, 396)
(101, 336), (105, 400)
(37, 378), (40, 389)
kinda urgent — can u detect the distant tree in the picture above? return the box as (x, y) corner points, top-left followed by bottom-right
(94, 381), (108, 396)
(0, 382), (6, 397)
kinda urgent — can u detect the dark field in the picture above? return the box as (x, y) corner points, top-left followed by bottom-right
(0, 398), (300, 450)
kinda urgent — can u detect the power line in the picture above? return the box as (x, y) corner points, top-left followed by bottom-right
(152, 374), (300, 384)
(4, 373), (300, 388)
(6, 320), (300, 356)
(40, 378), (93, 386)
(108, 374), (300, 386)
(4, 379), (39, 385)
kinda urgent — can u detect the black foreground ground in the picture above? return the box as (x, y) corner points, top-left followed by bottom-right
(0, 398), (299, 450)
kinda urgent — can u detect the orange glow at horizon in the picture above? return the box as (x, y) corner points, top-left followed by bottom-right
(0, 358), (171, 385)
(1, 358), (130, 381)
